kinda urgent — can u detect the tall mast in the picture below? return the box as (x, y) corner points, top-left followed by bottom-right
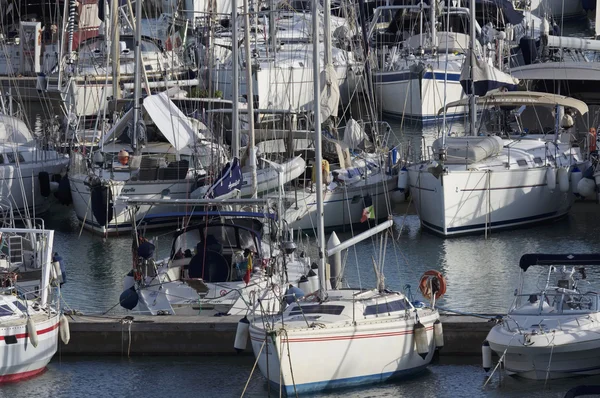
(313, 0), (326, 293)
(110, 0), (121, 100)
(243, 0), (258, 198)
(231, 0), (240, 159)
(469, 0), (476, 136)
(323, 0), (332, 65)
(132, 0), (142, 154)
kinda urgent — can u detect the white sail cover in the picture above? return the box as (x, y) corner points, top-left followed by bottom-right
(342, 118), (368, 150)
(319, 64), (340, 121)
(432, 136), (504, 164)
(0, 114), (33, 144)
(143, 92), (197, 151)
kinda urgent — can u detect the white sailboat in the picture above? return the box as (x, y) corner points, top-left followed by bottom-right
(0, 226), (65, 382)
(406, 1), (587, 237)
(118, 203), (314, 316)
(248, 2), (441, 393)
(0, 110), (68, 215)
(371, 2), (521, 124)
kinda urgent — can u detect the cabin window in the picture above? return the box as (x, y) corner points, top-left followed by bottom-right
(363, 299), (408, 316)
(289, 305), (345, 316)
(517, 159), (528, 167)
(533, 157), (543, 165)
(0, 305), (13, 317)
(5, 153), (25, 163)
(12, 301), (27, 312)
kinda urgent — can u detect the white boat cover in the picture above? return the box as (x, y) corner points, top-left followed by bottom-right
(320, 63), (340, 121)
(0, 114), (33, 143)
(101, 92), (198, 151)
(433, 136), (504, 164)
(143, 92), (197, 151)
(342, 118), (369, 150)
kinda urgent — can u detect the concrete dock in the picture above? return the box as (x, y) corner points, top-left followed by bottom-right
(58, 314), (496, 356)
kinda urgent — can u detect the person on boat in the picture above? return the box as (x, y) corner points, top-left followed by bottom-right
(187, 235), (226, 281)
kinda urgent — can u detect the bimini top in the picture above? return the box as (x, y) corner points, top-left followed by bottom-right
(438, 91), (589, 116)
(519, 253), (600, 272)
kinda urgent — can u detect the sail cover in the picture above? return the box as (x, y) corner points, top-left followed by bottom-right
(204, 157), (243, 199)
(460, 51), (519, 96)
(320, 63), (340, 121)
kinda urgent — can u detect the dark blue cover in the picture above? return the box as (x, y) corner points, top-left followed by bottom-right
(205, 157), (243, 199)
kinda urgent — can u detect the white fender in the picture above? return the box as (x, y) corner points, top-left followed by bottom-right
(558, 168), (569, 193)
(60, 314), (70, 345)
(578, 177), (596, 198)
(482, 340), (492, 372)
(546, 167), (556, 191)
(52, 261), (63, 284)
(233, 316), (250, 352)
(27, 317), (39, 348)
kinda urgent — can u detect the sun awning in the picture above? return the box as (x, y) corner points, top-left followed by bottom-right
(438, 91), (589, 115)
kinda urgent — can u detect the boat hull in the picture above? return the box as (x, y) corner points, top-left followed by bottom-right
(282, 174), (398, 231)
(249, 316), (437, 394)
(488, 328), (600, 380)
(69, 173), (197, 234)
(374, 68), (467, 124)
(0, 159), (68, 214)
(0, 314), (60, 383)
(408, 166), (576, 236)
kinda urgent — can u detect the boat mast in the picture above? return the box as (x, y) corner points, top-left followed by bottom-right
(469, 0), (476, 136)
(110, 0), (121, 101)
(243, 0), (258, 198)
(231, 0), (240, 159)
(312, 0), (326, 294)
(132, 0), (142, 154)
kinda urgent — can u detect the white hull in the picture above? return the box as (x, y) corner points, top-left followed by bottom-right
(249, 312), (438, 394)
(281, 174), (398, 231)
(0, 314), (59, 382)
(70, 173), (197, 234)
(0, 159), (67, 214)
(408, 167), (575, 236)
(374, 67), (466, 123)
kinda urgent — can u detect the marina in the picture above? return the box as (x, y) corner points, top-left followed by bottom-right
(1, 0), (600, 396)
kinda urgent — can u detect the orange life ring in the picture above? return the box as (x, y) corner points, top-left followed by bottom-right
(419, 270), (447, 300)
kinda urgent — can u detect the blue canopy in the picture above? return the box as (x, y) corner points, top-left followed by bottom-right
(519, 254), (600, 272)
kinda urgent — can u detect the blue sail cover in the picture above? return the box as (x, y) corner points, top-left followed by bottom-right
(204, 157), (243, 199)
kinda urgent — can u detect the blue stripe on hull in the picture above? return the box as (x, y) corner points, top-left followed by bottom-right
(270, 364), (430, 396)
(375, 71), (461, 84)
(421, 210), (565, 236)
(382, 111), (465, 124)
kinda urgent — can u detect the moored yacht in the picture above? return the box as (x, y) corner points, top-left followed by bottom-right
(486, 253), (600, 380)
(408, 91), (587, 236)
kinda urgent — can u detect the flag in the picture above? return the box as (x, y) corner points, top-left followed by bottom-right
(361, 194), (374, 223)
(242, 253), (253, 285)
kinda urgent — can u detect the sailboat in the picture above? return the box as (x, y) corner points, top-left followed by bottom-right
(406, 1), (587, 237)
(0, 100), (69, 215)
(0, 225), (66, 382)
(370, 1), (522, 124)
(247, 2), (441, 393)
